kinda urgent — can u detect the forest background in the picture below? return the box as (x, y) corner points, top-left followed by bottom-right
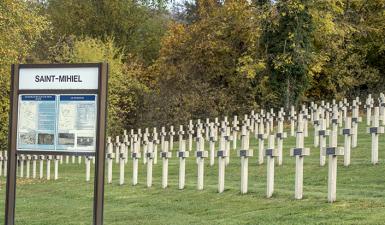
(1, 0), (384, 150)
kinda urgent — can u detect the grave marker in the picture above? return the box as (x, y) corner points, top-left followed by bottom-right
(169, 126), (175, 151)
(265, 135), (277, 198)
(178, 125), (185, 148)
(161, 141), (172, 189)
(232, 116), (239, 150)
(318, 117), (330, 166)
(351, 100), (362, 148)
(195, 129), (208, 190)
(178, 140), (189, 190)
(290, 106), (296, 137)
(119, 143), (126, 185)
(209, 123), (216, 166)
(146, 141), (154, 187)
(188, 120), (194, 151)
(276, 111), (287, 165)
(367, 107), (384, 164)
(341, 117), (353, 166)
(323, 146), (344, 203)
(365, 94), (374, 126)
(217, 133), (227, 193)
(258, 118), (267, 165)
(237, 125), (253, 194)
(106, 137), (114, 184)
(131, 135), (141, 186)
(290, 114), (310, 200)
(115, 136), (120, 164)
(313, 107), (320, 147)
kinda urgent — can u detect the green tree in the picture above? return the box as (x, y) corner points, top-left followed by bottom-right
(51, 37), (148, 136)
(45, 0), (170, 64)
(262, 0), (315, 108)
(147, 0), (266, 126)
(0, 0), (49, 150)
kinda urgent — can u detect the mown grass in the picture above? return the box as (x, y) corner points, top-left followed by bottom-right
(1, 119), (385, 224)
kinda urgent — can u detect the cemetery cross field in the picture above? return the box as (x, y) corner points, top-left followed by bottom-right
(3, 93), (385, 224)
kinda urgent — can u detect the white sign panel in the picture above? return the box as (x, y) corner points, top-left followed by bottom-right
(19, 67), (99, 90)
(17, 94), (97, 152)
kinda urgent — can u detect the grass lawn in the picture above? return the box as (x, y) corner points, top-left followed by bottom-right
(1, 119), (385, 224)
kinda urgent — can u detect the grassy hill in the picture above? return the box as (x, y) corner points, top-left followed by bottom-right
(1, 119), (385, 224)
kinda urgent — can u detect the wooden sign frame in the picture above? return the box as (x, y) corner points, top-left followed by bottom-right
(5, 63), (108, 225)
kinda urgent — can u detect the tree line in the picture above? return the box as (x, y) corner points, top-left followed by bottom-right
(0, 0), (384, 149)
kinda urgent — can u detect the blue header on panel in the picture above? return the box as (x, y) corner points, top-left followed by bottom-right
(21, 95), (56, 101)
(60, 95), (95, 101)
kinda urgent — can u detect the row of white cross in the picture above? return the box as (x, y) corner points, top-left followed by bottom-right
(5, 93), (385, 203)
(102, 93), (385, 203)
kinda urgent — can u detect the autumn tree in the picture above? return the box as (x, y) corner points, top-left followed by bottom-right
(0, 0), (49, 150)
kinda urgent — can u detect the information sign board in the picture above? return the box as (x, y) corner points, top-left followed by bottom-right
(5, 63), (108, 225)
